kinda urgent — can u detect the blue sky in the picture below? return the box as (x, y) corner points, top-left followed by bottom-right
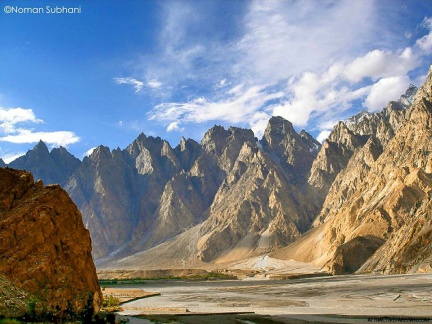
(1, 0), (432, 163)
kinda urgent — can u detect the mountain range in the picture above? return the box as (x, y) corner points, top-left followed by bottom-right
(6, 66), (432, 275)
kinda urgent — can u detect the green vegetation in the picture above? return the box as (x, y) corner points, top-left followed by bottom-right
(0, 320), (22, 324)
(102, 295), (121, 308)
(99, 272), (237, 286)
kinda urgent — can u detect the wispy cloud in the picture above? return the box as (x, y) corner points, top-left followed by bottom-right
(149, 84), (284, 138)
(114, 77), (163, 93)
(114, 77), (145, 93)
(126, 1), (432, 140)
(0, 107), (80, 147)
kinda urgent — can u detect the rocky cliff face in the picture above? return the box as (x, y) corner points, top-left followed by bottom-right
(60, 123), (321, 263)
(0, 167), (102, 317)
(273, 68), (431, 275)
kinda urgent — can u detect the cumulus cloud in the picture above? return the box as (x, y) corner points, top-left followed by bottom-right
(167, 121), (184, 132)
(342, 48), (419, 83)
(416, 17), (432, 53)
(83, 147), (96, 158)
(0, 107), (80, 147)
(316, 130), (332, 143)
(0, 107), (42, 133)
(363, 76), (411, 111)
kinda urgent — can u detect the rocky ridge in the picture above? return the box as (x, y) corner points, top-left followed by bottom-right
(273, 67), (432, 275)
(4, 68), (432, 276)
(9, 140), (80, 187)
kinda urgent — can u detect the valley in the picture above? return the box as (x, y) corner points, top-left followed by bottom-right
(112, 273), (432, 323)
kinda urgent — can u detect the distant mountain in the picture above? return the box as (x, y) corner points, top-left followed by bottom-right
(9, 140), (80, 186)
(0, 159), (5, 168)
(6, 69), (432, 276)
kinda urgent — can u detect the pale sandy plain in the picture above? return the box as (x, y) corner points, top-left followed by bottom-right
(111, 257), (432, 323)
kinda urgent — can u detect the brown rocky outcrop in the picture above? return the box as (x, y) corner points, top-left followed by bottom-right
(0, 167), (102, 317)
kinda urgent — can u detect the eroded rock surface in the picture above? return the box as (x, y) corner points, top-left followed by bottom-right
(0, 167), (102, 317)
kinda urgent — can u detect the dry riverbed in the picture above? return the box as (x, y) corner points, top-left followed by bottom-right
(114, 273), (432, 323)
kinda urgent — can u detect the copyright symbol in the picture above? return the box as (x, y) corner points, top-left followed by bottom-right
(4, 6), (12, 14)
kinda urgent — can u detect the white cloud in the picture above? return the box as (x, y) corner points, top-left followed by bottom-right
(114, 77), (163, 93)
(316, 130), (332, 143)
(0, 107), (42, 133)
(0, 130), (79, 147)
(167, 121), (184, 132)
(416, 17), (432, 53)
(123, 2), (432, 142)
(249, 111), (271, 139)
(147, 80), (162, 89)
(236, 0), (379, 81)
(83, 147), (96, 158)
(363, 76), (411, 112)
(2, 152), (25, 164)
(149, 84), (284, 130)
(343, 48), (419, 83)
(114, 77), (145, 93)
(0, 106), (80, 147)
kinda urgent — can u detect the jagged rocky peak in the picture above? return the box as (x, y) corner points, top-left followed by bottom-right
(9, 140), (80, 186)
(201, 125), (229, 153)
(126, 132), (166, 157)
(88, 145), (112, 161)
(201, 125), (255, 155)
(260, 116), (319, 182)
(299, 129), (321, 152)
(328, 121), (365, 148)
(174, 137), (201, 170)
(346, 110), (370, 126)
(34, 139), (50, 152)
(398, 84), (418, 107)
(346, 83), (417, 136)
(261, 116), (297, 146)
(178, 136), (200, 152)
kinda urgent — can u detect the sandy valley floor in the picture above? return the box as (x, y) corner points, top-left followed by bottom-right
(116, 273), (432, 323)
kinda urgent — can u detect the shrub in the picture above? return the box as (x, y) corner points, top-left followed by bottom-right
(102, 295), (120, 308)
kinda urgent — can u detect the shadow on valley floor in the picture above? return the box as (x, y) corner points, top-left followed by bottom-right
(129, 313), (432, 324)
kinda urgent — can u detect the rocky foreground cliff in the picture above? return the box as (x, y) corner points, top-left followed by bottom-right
(0, 167), (102, 319)
(7, 66), (432, 276)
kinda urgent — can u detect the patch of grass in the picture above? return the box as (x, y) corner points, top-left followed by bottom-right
(0, 320), (22, 324)
(99, 272), (237, 286)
